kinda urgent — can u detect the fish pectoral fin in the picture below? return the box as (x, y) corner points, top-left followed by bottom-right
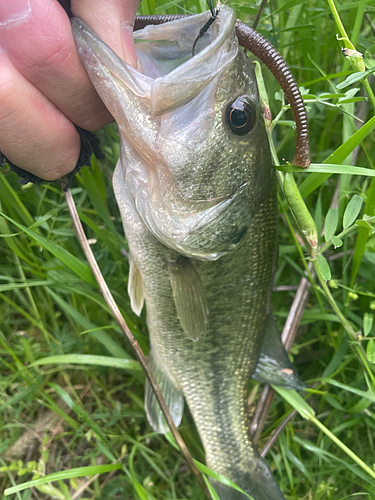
(128, 253), (145, 316)
(252, 314), (305, 390)
(145, 349), (184, 434)
(167, 257), (208, 342)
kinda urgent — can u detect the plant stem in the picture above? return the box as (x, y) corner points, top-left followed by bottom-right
(362, 79), (375, 112)
(326, 0), (375, 111)
(313, 259), (375, 386)
(355, 343), (375, 387)
(319, 215), (375, 255)
(311, 415), (375, 481)
(319, 226), (360, 254)
(326, 0), (349, 40)
(350, 183), (375, 287)
(313, 260), (357, 338)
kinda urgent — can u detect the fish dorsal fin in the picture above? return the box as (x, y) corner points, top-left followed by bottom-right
(128, 253), (145, 316)
(252, 314), (305, 390)
(167, 257), (209, 341)
(145, 349), (184, 434)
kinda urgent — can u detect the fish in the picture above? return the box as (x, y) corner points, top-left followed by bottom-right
(72, 7), (304, 499)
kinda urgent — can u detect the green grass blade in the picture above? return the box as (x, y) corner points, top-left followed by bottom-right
(79, 161), (124, 243)
(4, 464), (122, 495)
(194, 460), (254, 499)
(276, 163), (375, 177)
(30, 354), (141, 371)
(320, 378), (375, 402)
(298, 114), (375, 197)
(45, 287), (131, 359)
(0, 211), (95, 285)
(350, 178), (375, 286)
(272, 387), (315, 419)
(48, 382), (110, 444)
(0, 172), (35, 226)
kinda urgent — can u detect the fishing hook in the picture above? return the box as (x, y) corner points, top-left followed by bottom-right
(192, 0), (220, 56)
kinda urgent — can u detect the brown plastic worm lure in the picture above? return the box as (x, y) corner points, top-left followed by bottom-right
(134, 14), (310, 167)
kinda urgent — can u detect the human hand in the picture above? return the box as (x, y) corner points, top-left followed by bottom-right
(0, 0), (140, 181)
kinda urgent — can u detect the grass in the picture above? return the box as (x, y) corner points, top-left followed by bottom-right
(1, 0), (375, 498)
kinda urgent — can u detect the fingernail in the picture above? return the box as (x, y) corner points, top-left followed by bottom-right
(0, 0), (31, 27)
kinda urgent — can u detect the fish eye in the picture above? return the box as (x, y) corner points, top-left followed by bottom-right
(225, 97), (256, 136)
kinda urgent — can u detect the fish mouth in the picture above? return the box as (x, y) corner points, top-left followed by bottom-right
(133, 7), (237, 115)
(72, 6), (237, 117)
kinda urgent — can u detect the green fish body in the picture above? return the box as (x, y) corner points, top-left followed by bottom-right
(73, 8), (300, 499)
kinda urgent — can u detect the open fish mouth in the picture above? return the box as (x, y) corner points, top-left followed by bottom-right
(72, 7), (237, 117)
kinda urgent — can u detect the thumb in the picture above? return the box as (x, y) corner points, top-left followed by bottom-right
(71, 0), (139, 67)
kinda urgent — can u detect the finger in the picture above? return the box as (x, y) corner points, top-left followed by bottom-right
(0, 51), (81, 180)
(0, 0), (112, 131)
(71, 0), (139, 68)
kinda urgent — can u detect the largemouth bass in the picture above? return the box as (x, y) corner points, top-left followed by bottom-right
(72, 7), (303, 499)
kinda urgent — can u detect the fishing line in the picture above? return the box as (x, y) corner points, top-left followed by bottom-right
(192, 0), (220, 56)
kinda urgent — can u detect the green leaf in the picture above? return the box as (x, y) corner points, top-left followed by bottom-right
(0, 385), (37, 413)
(275, 163), (375, 177)
(30, 354), (141, 371)
(344, 88), (360, 99)
(348, 397), (372, 413)
(350, 180), (375, 287)
(343, 195), (363, 229)
(336, 66), (375, 89)
(356, 219), (373, 231)
(324, 393), (345, 411)
(317, 253), (331, 281)
(337, 96), (367, 104)
(4, 464), (122, 494)
(0, 172), (35, 226)
(45, 288), (131, 359)
(48, 382), (110, 444)
(363, 313), (374, 336)
(274, 91), (284, 102)
(203, 476), (223, 500)
(0, 211), (95, 286)
(337, 72), (366, 88)
(273, 387), (315, 419)
(324, 208), (338, 242)
(318, 93), (345, 99)
(331, 235), (343, 248)
(282, 446), (314, 483)
(298, 114), (375, 198)
(79, 161), (124, 244)
(194, 461), (254, 499)
(366, 340), (375, 363)
(320, 378), (375, 403)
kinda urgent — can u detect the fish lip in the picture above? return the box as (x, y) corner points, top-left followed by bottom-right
(72, 17), (152, 101)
